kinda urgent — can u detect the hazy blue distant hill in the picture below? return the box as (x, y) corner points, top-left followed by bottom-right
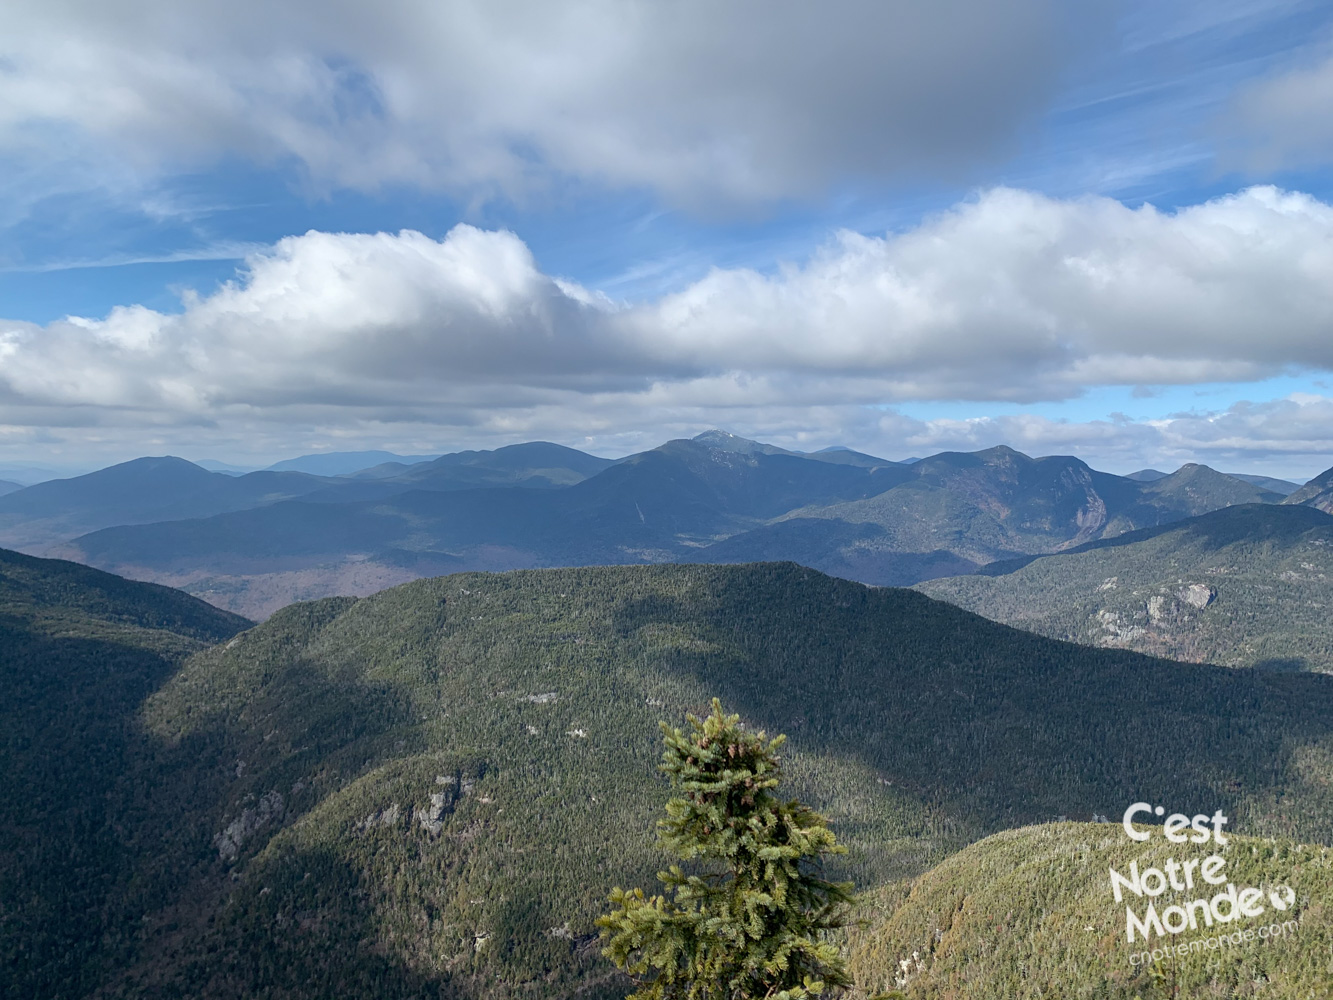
(651, 435), (907, 516)
(418, 440), (612, 479)
(57, 436), (1303, 618)
(918, 502), (1333, 671)
(194, 459), (258, 475)
(0, 455), (216, 516)
(1129, 462), (1282, 520)
(1227, 471), (1303, 495)
(7, 560), (1333, 999)
(0, 479), (21, 496)
(0, 462), (83, 486)
(1125, 468), (1169, 481)
(809, 444), (901, 466)
(70, 438), (888, 582)
(64, 434), (914, 616)
(265, 449), (442, 476)
(318, 441), (616, 501)
(0, 457), (338, 550)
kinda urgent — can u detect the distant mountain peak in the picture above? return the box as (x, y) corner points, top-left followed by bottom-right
(973, 444), (1033, 464)
(691, 430), (779, 455)
(694, 428), (753, 445)
(1162, 463), (1249, 485)
(690, 432), (896, 469)
(123, 455), (204, 471)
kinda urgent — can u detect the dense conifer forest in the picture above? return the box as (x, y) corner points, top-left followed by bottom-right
(920, 504), (1333, 672)
(848, 822), (1330, 998)
(4, 554), (1332, 997)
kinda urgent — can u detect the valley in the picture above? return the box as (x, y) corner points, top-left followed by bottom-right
(4, 554), (1332, 998)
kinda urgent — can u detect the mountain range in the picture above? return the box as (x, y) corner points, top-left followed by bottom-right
(0, 443), (611, 555)
(1128, 468), (1303, 494)
(0, 430), (1319, 619)
(5, 554), (1332, 998)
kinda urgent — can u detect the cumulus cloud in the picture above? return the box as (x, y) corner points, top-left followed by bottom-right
(0, 0), (1083, 208)
(637, 185), (1333, 394)
(882, 396), (1333, 474)
(2, 185), (1333, 472)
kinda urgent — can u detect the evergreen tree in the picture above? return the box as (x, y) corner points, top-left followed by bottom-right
(598, 698), (854, 1000)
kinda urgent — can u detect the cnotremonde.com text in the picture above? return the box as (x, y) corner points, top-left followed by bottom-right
(1109, 802), (1296, 944)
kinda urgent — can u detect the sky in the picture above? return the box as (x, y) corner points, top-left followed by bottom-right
(3, 0), (1333, 480)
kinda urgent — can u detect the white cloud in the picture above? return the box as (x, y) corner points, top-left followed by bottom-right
(878, 396), (1333, 477)
(637, 184), (1333, 393)
(1226, 40), (1333, 170)
(0, 0), (1081, 208)
(2, 185), (1333, 474)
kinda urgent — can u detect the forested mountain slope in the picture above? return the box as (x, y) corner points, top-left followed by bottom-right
(690, 450), (1284, 587)
(0, 547), (249, 999)
(8, 561), (1333, 998)
(848, 822), (1331, 999)
(918, 503), (1333, 672)
(1284, 463), (1333, 513)
(298, 441), (618, 503)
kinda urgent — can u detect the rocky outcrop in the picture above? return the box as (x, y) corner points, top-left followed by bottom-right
(214, 790), (285, 861)
(416, 793), (450, 835)
(414, 773), (471, 835)
(1178, 583), (1216, 609)
(1092, 582), (1217, 650)
(357, 803), (401, 831)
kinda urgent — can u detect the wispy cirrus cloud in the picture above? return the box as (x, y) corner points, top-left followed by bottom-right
(0, 242), (266, 274)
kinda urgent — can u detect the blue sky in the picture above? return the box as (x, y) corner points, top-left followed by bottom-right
(3, 0), (1333, 479)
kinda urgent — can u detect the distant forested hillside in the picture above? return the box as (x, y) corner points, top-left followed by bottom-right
(919, 503), (1333, 672)
(0, 443), (613, 553)
(49, 433), (1302, 618)
(7, 558), (1333, 998)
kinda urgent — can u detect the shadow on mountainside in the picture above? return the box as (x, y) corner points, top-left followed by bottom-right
(611, 563), (1333, 845)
